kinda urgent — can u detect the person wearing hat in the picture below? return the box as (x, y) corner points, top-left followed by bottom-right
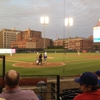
(96, 70), (100, 85)
(73, 72), (100, 100)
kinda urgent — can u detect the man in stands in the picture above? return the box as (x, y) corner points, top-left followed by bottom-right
(74, 72), (100, 100)
(0, 70), (39, 100)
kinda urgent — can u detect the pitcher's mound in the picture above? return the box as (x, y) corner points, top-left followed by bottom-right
(13, 62), (65, 68)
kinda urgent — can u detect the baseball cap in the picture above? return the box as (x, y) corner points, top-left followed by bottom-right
(74, 72), (98, 85)
(96, 70), (100, 76)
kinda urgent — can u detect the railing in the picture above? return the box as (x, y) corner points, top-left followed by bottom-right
(0, 55), (5, 92)
(21, 75), (60, 100)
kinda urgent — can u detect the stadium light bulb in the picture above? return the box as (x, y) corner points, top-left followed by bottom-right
(65, 18), (73, 26)
(40, 16), (49, 24)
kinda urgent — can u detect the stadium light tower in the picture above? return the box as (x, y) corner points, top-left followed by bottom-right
(40, 16), (49, 49)
(65, 17), (73, 50)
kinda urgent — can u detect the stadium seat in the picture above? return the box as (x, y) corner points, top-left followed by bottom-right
(59, 88), (82, 100)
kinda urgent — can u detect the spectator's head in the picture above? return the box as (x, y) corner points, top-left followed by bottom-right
(74, 72), (98, 92)
(4, 70), (20, 88)
(96, 70), (100, 77)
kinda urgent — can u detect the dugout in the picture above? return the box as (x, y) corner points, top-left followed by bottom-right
(15, 48), (44, 53)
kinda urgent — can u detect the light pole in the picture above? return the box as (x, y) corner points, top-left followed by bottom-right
(65, 17), (73, 50)
(40, 16), (49, 49)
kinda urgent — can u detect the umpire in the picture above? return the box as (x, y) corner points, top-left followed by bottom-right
(37, 54), (42, 66)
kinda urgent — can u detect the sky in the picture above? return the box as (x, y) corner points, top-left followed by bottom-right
(0, 0), (100, 40)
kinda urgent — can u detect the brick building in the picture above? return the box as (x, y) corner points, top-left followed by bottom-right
(11, 28), (51, 49)
(53, 37), (93, 51)
(0, 28), (19, 48)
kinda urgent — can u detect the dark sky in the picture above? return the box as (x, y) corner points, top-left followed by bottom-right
(0, 0), (100, 40)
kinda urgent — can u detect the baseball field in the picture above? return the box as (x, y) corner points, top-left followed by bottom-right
(0, 52), (100, 76)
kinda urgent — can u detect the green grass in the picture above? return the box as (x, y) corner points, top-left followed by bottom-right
(0, 52), (100, 76)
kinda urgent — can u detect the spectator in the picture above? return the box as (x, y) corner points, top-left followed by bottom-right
(73, 72), (100, 100)
(0, 70), (39, 100)
(95, 70), (100, 85)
